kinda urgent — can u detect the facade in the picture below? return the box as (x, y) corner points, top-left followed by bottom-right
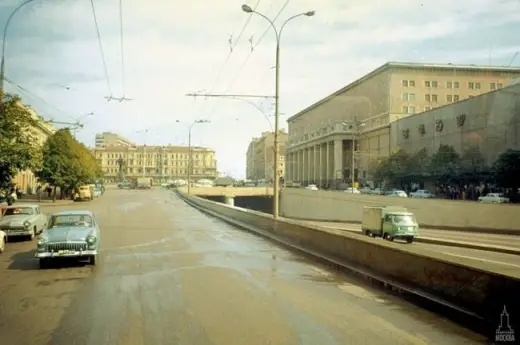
(12, 102), (57, 193)
(95, 132), (135, 149)
(245, 131), (287, 181)
(391, 82), (520, 165)
(285, 61), (520, 187)
(94, 145), (217, 182)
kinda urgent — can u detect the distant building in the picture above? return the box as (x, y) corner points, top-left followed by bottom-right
(12, 102), (57, 193)
(246, 131), (287, 181)
(95, 132), (135, 148)
(93, 144), (217, 182)
(285, 61), (520, 187)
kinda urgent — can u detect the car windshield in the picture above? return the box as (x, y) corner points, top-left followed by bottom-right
(393, 215), (416, 225)
(50, 215), (93, 227)
(4, 207), (34, 216)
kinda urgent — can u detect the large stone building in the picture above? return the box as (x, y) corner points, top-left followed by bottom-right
(12, 102), (57, 193)
(285, 61), (520, 187)
(391, 81), (520, 165)
(246, 131), (287, 181)
(94, 145), (217, 182)
(95, 132), (135, 148)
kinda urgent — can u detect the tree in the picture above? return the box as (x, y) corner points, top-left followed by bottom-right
(493, 149), (520, 190)
(372, 149), (410, 185)
(459, 146), (488, 182)
(406, 148), (431, 181)
(429, 144), (461, 183)
(36, 129), (102, 200)
(0, 94), (43, 191)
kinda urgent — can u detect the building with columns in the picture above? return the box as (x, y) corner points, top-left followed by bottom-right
(245, 131), (287, 181)
(93, 144), (217, 182)
(285, 61), (520, 188)
(12, 102), (57, 194)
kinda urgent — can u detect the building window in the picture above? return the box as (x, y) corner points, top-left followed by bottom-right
(454, 81), (459, 88)
(402, 80), (415, 87)
(454, 95), (460, 102)
(409, 106), (416, 114)
(490, 82), (496, 90)
(403, 93), (415, 101)
(447, 81), (452, 88)
(425, 94), (430, 102)
(432, 81), (438, 88)
(425, 80), (437, 88)
(432, 94), (438, 102)
(425, 81), (430, 87)
(402, 106), (408, 113)
(468, 82), (474, 89)
(447, 95), (453, 102)
(402, 80), (408, 87)
(475, 82), (481, 89)
(424, 106), (431, 111)
(498, 83), (503, 88)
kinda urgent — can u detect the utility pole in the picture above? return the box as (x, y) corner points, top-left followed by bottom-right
(47, 120), (85, 137)
(187, 120), (209, 194)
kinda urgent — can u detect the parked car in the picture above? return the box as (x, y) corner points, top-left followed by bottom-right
(35, 210), (100, 268)
(0, 230), (6, 253)
(387, 190), (408, 198)
(478, 193), (510, 204)
(409, 190), (435, 198)
(344, 187), (361, 194)
(305, 184), (319, 191)
(0, 204), (47, 240)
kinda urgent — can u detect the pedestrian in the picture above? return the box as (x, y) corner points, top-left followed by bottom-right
(36, 184), (42, 202)
(46, 186), (52, 198)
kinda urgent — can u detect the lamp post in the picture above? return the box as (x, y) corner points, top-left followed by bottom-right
(350, 121), (366, 192)
(72, 112), (94, 137)
(136, 129), (149, 177)
(0, 0), (38, 112)
(187, 119), (209, 194)
(241, 4), (314, 219)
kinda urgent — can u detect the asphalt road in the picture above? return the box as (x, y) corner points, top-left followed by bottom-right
(304, 221), (520, 268)
(0, 188), (486, 345)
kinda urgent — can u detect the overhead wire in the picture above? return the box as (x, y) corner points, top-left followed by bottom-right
(2, 76), (75, 121)
(198, 0), (263, 117)
(205, 0), (290, 121)
(118, 0), (126, 96)
(89, 0), (113, 98)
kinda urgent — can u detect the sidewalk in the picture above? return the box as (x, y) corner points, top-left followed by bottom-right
(16, 197), (74, 206)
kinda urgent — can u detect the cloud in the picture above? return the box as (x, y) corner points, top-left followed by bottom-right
(1, 0), (520, 177)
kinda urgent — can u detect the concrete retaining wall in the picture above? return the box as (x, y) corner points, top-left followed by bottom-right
(280, 188), (520, 232)
(177, 190), (520, 338)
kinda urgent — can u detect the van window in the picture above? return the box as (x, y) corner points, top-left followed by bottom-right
(384, 214), (392, 222)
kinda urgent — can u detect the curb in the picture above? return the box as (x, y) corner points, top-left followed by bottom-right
(416, 237), (520, 256)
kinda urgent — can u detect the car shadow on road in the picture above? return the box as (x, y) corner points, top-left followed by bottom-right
(7, 250), (89, 271)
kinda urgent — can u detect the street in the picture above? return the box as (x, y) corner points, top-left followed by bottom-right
(0, 188), (486, 345)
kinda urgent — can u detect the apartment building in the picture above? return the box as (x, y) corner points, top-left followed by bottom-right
(95, 132), (135, 148)
(12, 102), (57, 193)
(245, 131), (287, 181)
(285, 61), (520, 188)
(94, 145), (217, 182)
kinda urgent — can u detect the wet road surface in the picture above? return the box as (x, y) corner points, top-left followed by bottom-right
(0, 188), (486, 344)
(304, 221), (520, 268)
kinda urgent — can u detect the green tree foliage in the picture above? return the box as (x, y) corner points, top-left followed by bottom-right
(459, 146), (488, 182)
(36, 129), (102, 192)
(493, 149), (520, 190)
(429, 144), (461, 183)
(372, 149), (410, 184)
(0, 94), (43, 190)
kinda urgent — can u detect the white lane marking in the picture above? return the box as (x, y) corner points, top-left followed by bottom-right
(440, 252), (520, 268)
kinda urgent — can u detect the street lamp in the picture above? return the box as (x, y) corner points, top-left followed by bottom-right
(0, 0), (38, 111)
(136, 129), (149, 177)
(344, 121), (366, 192)
(187, 119), (209, 194)
(241, 4), (314, 219)
(72, 112), (94, 137)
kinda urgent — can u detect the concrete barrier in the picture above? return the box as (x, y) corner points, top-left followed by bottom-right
(177, 190), (520, 338)
(280, 188), (520, 234)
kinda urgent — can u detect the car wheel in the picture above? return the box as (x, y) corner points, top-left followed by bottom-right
(89, 255), (97, 266)
(0, 237), (5, 253)
(29, 228), (36, 241)
(39, 258), (49, 269)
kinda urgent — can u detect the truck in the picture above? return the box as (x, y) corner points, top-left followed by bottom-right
(361, 206), (418, 243)
(136, 177), (152, 189)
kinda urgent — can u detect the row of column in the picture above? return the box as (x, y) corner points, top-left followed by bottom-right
(286, 139), (348, 186)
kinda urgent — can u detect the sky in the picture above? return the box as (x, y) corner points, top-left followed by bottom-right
(1, 0), (520, 178)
